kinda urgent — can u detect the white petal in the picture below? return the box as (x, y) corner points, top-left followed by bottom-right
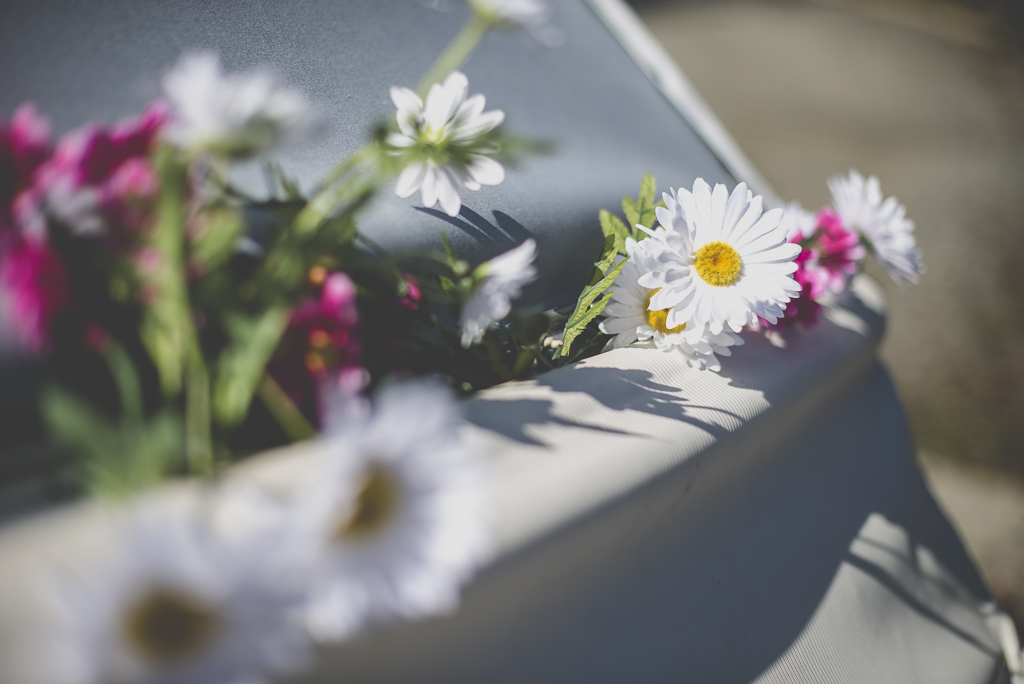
(466, 155), (505, 187)
(395, 161), (427, 198)
(436, 170), (463, 217)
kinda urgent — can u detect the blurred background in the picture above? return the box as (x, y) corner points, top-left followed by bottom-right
(626, 0), (1024, 625)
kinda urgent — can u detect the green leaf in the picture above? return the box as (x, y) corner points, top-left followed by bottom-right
(634, 172), (659, 233)
(599, 209), (629, 255)
(439, 230), (458, 269)
(638, 172), (657, 208)
(557, 256), (628, 358)
(104, 341), (143, 425)
(567, 258), (628, 329)
(190, 205), (244, 273)
(139, 149), (191, 397)
(265, 160), (305, 200)
(41, 387), (183, 498)
(622, 196), (640, 231)
(41, 388), (118, 462)
(212, 307), (291, 427)
(557, 290), (614, 359)
(588, 234), (618, 287)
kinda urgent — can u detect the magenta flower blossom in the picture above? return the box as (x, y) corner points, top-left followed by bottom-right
(814, 207), (865, 293)
(396, 273), (422, 311)
(760, 207), (866, 333)
(31, 102), (167, 238)
(269, 271), (364, 425)
(760, 244), (825, 331)
(0, 232), (68, 350)
(0, 104), (52, 233)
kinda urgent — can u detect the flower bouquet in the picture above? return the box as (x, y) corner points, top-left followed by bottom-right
(0, 0), (923, 681)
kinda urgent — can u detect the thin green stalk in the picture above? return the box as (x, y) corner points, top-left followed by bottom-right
(415, 15), (491, 98)
(257, 374), (317, 442)
(295, 148), (381, 235)
(185, 339), (213, 475)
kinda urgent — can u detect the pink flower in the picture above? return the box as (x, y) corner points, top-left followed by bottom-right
(760, 245), (825, 331)
(396, 273), (422, 311)
(775, 280), (823, 330)
(0, 104), (52, 233)
(0, 231), (68, 350)
(814, 207), (865, 293)
(269, 272), (364, 425)
(32, 102), (167, 238)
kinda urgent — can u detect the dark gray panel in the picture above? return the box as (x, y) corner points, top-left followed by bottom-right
(0, 0), (733, 309)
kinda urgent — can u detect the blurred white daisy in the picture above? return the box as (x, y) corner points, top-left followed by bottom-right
(640, 179), (802, 334)
(295, 380), (492, 642)
(41, 496), (309, 684)
(460, 239), (537, 347)
(828, 169), (923, 285)
(388, 71), (506, 217)
(468, 0), (561, 46)
(162, 52), (314, 158)
(599, 238), (743, 371)
(779, 201), (817, 241)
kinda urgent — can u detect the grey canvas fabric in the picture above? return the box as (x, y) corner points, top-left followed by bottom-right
(0, 278), (1011, 682)
(0, 0), (733, 310)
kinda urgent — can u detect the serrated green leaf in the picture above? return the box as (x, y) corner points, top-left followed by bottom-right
(635, 172), (659, 233)
(622, 196), (640, 230)
(598, 209), (628, 255)
(588, 234), (617, 287)
(567, 257), (628, 329)
(212, 307), (290, 427)
(639, 172), (656, 208)
(558, 290), (614, 358)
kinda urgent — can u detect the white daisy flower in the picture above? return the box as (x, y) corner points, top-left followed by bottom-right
(40, 496), (309, 684)
(780, 200), (817, 241)
(640, 179), (802, 334)
(599, 238), (743, 371)
(460, 239), (537, 347)
(468, 0), (561, 46)
(294, 380), (492, 642)
(388, 71), (506, 217)
(162, 52), (314, 158)
(827, 169), (924, 285)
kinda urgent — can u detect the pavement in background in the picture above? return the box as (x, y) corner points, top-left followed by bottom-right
(631, 0), (1024, 625)
(920, 452), (1024, 624)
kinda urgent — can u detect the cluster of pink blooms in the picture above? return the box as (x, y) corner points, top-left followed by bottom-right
(0, 105), (62, 350)
(763, 205), (866, 331)
(0, 98), (371, 415)
(0, 102), (168, 350)
(25, 102), (167, 240)
(269, 269), (365, 424)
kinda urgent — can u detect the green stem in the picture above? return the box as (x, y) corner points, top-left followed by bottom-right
(415, 15), (491, 98)
(294, 148), (380, 235)
(257, 374), (317, 442)
(185, 338), (213, 475)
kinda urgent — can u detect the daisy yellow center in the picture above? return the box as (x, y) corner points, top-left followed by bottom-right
(644, 289), (685, 334)
(122, 587), (220, 665)
(421, 125), (448, 146)
(335, 465), (399, 540)
(694, 241), (742, 287)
